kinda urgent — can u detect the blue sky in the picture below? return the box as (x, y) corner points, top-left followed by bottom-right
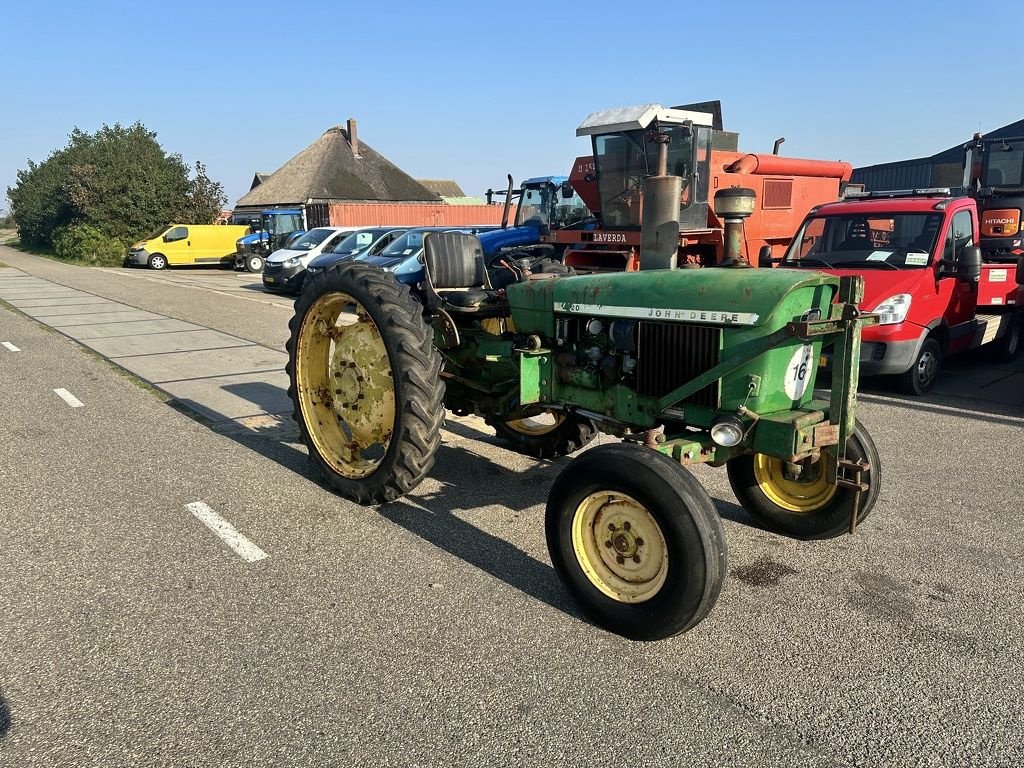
(3, 0), (1022, 209)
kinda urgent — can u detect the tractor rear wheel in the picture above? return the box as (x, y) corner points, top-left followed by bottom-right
(287, 262), (445, 505)
(726, 420), (881, 540)
(489, 411), (596, 459)
(546, 443), (727, 641)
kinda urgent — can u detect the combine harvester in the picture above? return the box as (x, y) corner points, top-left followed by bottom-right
(556, 101), (851, 272)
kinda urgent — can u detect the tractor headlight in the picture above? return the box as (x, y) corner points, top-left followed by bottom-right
(710, 414), (745, 447)
(872, 293), (912, 325)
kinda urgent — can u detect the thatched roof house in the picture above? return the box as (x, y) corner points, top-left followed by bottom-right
(418, 179), (466, 197)
(235, 119), (440, 208)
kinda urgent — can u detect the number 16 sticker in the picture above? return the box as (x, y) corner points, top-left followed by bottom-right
(784, 344), (815, 400)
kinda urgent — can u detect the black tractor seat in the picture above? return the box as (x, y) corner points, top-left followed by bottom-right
(422, 232), (509, 317)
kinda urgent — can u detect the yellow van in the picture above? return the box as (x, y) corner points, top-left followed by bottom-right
(127, 224), (249, 270)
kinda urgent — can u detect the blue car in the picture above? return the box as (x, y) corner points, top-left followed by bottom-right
(362, 226), (498, 284)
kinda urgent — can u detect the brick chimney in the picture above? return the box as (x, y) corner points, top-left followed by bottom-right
(347, 118), (360, 158)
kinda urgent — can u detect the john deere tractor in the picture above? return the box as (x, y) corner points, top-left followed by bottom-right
(286, 161), (881, 641)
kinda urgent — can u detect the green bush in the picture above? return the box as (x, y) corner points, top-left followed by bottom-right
(7, 122), (226, 249)
(52, 224), (126, 266)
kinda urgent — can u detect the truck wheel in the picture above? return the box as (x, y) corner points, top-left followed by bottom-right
(992, 315), (1021, 362)
(726, 420), (881, 540)
(245, 255), (264, 273)
(897, 337), (941, 395)
(489, 411), (596, 459)
(287, 262), (445, 505)
(546, 443), (727, 640)
(148, 254), (167, 270)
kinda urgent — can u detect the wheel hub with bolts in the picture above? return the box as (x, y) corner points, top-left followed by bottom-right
(296, 291), (396, 479)
(572, 492), (668, 603)
(917, 348), (939, 385)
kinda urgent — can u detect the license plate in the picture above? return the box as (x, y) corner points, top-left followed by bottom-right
(265, 277), (275, 283)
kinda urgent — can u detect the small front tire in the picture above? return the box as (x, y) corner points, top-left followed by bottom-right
(148, 254), (168, 270)
(726, 420), (881, 540)
(245, 255), (264, 273)
(546, 443), (727, 641)
(897, 337), (941, 395)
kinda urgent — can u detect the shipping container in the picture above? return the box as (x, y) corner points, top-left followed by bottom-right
(325, 202), (517, 228)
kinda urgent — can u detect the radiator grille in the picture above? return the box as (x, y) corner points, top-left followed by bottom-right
(762, 178), (793, 209)
(635, 322), (721, 408)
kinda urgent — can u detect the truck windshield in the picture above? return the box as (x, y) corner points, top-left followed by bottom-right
(264, 213), (304, 235)
(331, 230), (378, 254)
(515, 184), (589, 229)
(287, 228), (336, 250)
(983, 140), (1024, 187)
(592, 124), (695, 228)
(782, 212), (944, 269)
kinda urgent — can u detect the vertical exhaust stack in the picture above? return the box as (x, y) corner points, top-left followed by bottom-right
(347, 118), (361, 158)
(639, 132), (682, 271)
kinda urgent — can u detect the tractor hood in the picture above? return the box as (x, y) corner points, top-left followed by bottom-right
(478, 224), (542, 256)
(507, 268), (841, 337)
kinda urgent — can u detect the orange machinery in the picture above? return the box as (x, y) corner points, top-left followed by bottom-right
(553, 102), (852, 271)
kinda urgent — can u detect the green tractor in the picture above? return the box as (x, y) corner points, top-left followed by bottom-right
(286, 180), (881, 641)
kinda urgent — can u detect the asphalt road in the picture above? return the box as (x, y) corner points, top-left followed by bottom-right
(1, 251), (1023, 767)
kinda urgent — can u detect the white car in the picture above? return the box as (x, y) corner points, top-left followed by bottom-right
(261, 227), (359, 293)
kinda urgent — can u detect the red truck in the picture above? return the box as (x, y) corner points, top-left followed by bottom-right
(778, 189), (1023, 394)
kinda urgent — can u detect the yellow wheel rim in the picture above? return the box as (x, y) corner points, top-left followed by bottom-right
(571, 492), (668, 604)
(504, 412), (565, 436)
(295, 292), (396, 479)
(752, 454), (836, 513)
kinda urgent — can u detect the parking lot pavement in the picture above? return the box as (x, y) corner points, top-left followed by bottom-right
(2, 252), (1024, 766)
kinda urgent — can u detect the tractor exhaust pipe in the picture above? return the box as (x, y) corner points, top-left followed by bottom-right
(501, 174), (514, 229)
(773, 137), (785, 155)
(640, 132), (681, 271)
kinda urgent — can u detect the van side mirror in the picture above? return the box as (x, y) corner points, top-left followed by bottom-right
(957, 245), (982, 283)
(758, 245), (775, 268)
(560, 181), (574, 199)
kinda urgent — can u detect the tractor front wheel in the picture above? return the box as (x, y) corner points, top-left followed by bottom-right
(489, 411), (596, 459)
(546, 443), (727, 641)
(726, 420), (881, 540)
(245, 254), (264, 273)
(286, 262), (445, 504)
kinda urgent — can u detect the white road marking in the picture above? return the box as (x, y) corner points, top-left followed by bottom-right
(2, 342), (21, 352)
(53, 388), (84, 408)
(185, 501), (269, 563)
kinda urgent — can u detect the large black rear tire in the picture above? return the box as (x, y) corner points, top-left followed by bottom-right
(286, 262), (444, 504)
(726, 420), (881, 540)
(546, 443), (727, 641)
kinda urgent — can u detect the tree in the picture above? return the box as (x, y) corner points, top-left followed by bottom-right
(6, 122), (227, 249)
(180, 161), (226, 225)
